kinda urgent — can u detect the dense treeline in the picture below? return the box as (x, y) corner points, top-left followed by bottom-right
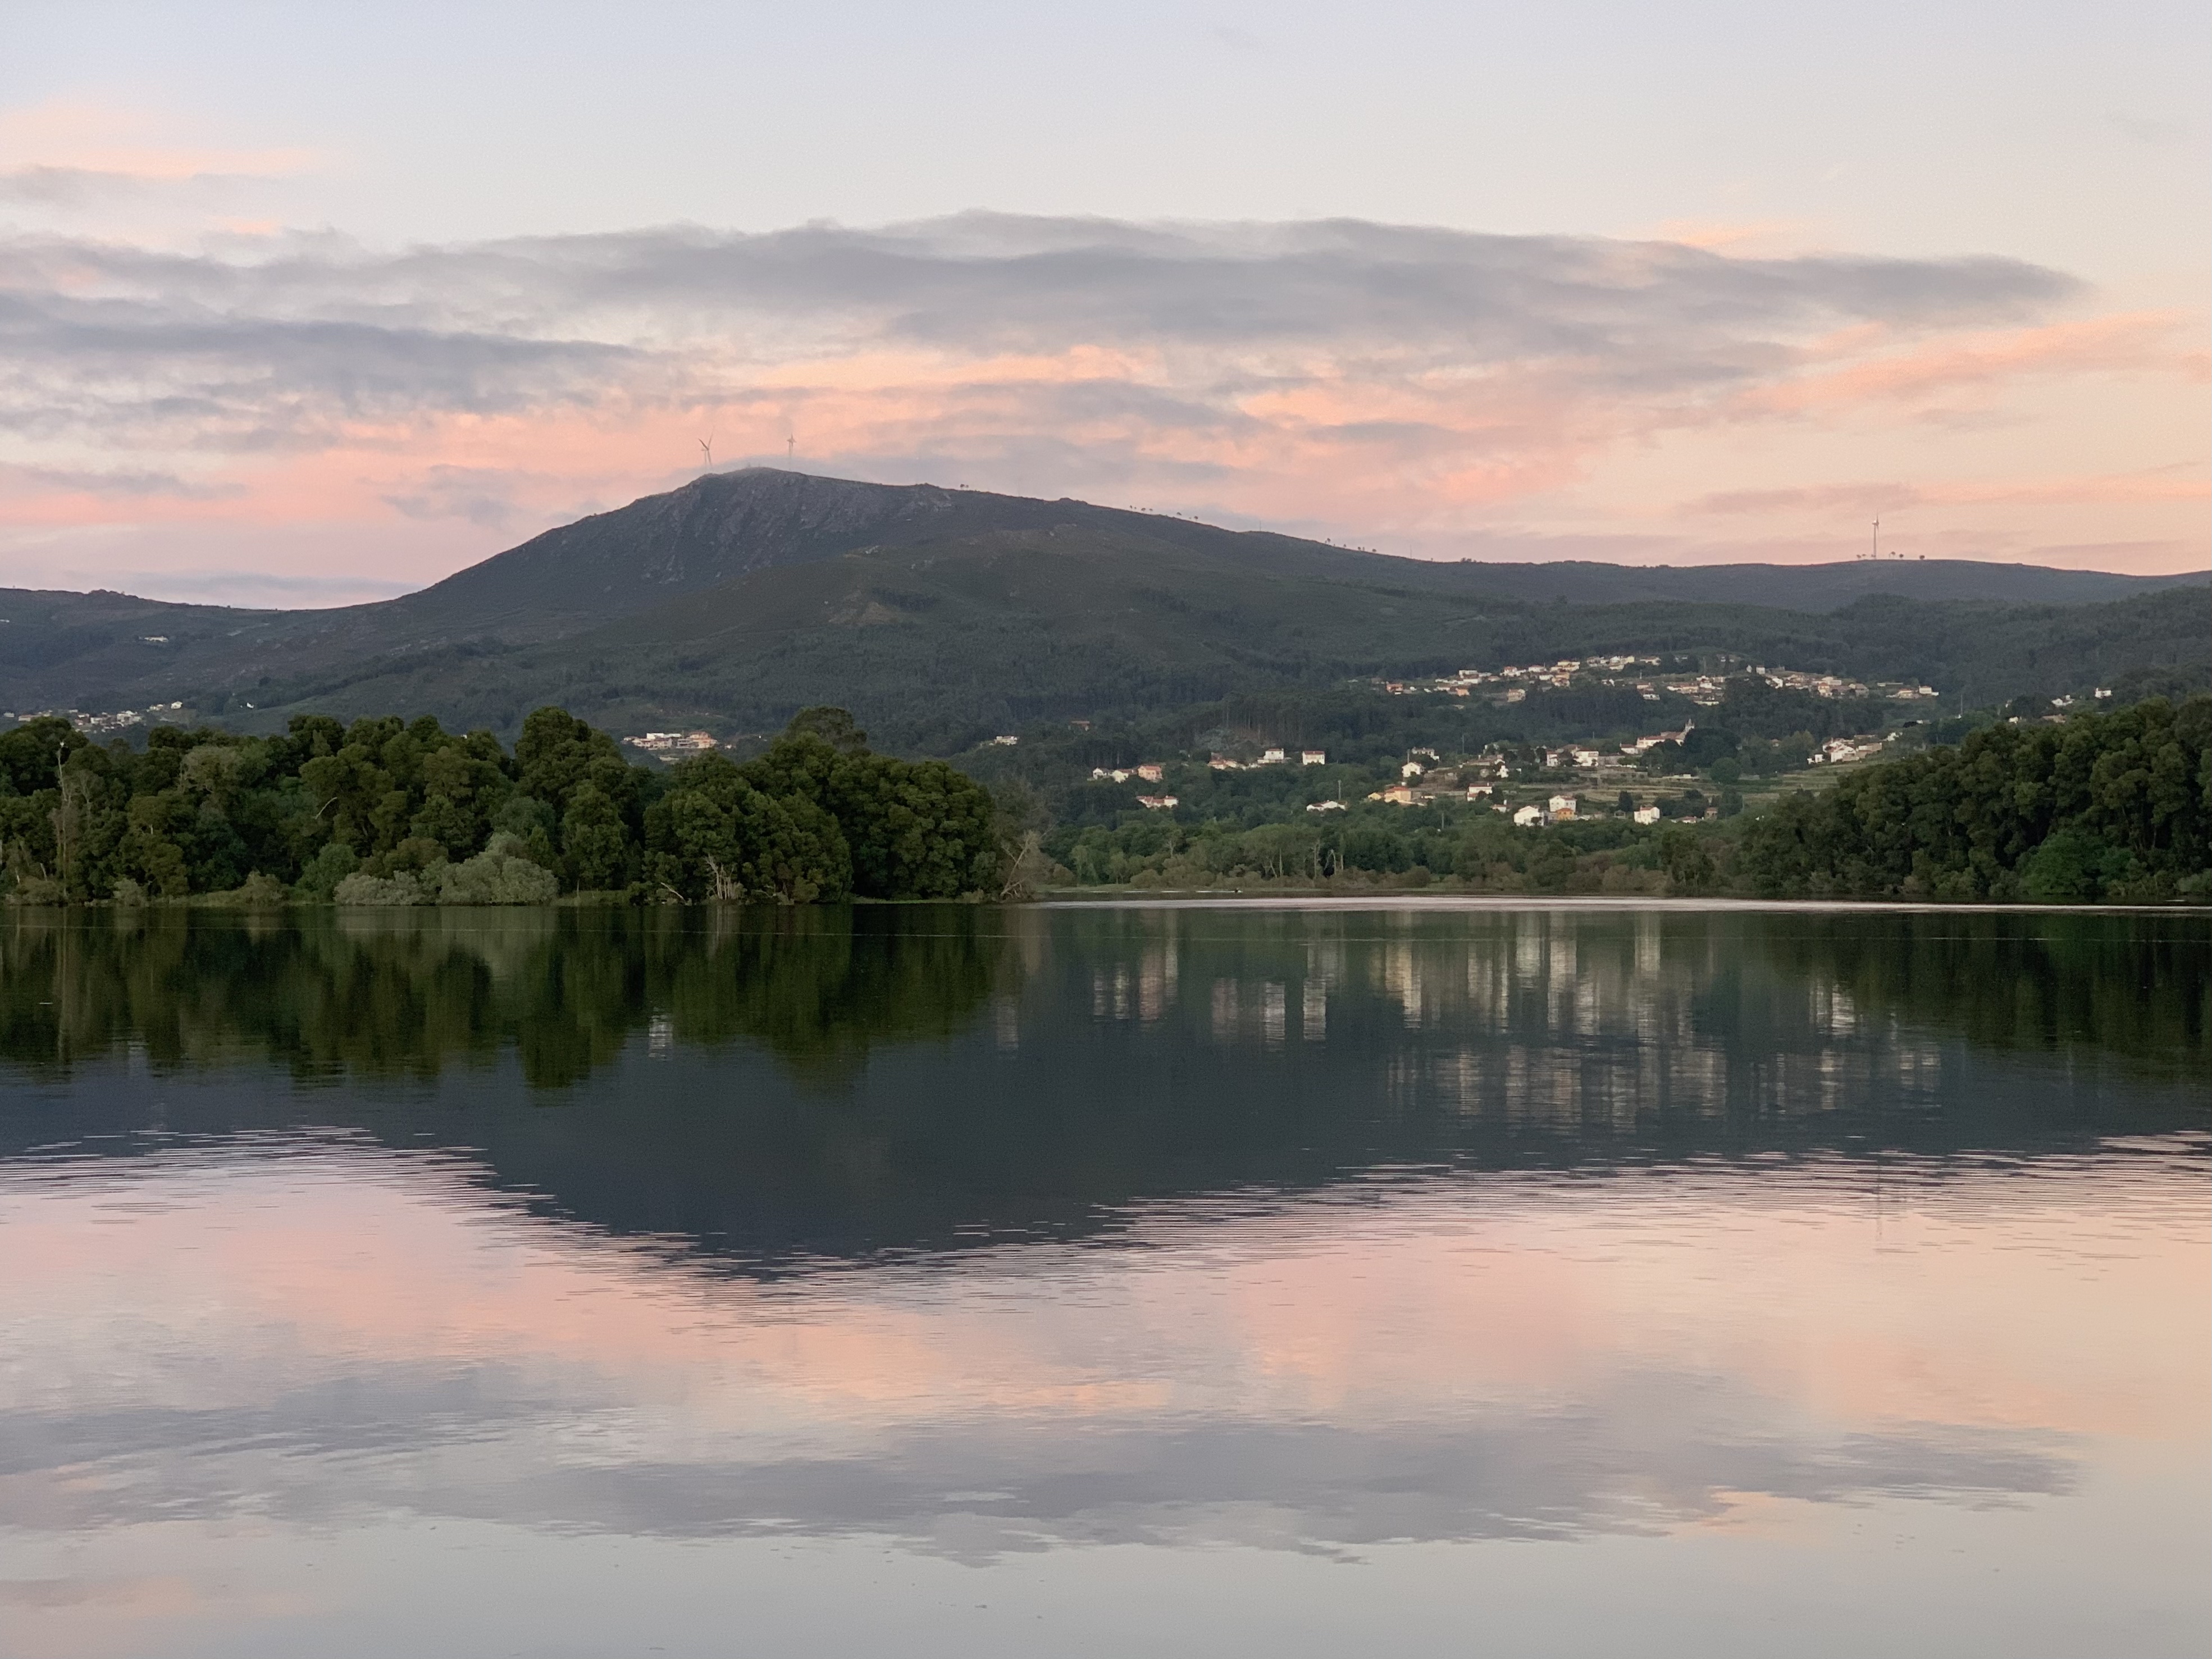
(1042, 808), (1723, 896)
(6, 693), (2205, 908)
(0, 705), (999, 905)
(1737, 696), (2211, 903)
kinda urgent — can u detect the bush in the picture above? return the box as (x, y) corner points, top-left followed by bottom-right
(2019, 831), (2135, 904)
(335, 869), (431, 906)
(294, 842), (359, 901)
(5, 874), (65, 906)
(236, 871), (288, 907)
(437, 835), (561, 905)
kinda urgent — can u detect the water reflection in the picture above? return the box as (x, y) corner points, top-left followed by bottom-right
(1, 906), (2202, 1266)
(0, 903), (2206, 1658)
(0, 905), (1012, 1087)
(4, 1140), (2193, 1557)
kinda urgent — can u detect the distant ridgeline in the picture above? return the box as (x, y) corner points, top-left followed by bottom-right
(0, 705), (1000, 906)
(3, 473), (2205, 756)
(0, 695), (2205, 907)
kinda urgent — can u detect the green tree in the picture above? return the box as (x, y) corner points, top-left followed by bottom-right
(646, 753), (851, 904)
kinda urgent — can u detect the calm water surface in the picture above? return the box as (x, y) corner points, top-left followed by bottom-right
(1, 901), (2206, 1658)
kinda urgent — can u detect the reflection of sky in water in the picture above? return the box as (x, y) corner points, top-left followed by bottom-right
(1, 905), (2206, 1657)
(3, 1136), (2206, 1656)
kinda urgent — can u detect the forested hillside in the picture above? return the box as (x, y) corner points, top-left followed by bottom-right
(1736, 696), (2211, 903)
(991, 695), (2211, 904)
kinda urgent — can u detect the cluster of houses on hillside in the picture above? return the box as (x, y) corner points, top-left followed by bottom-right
(1811, 736), (1886, 764)
(1373, 659), (1940, 706)
(1208, 748), (1328, 769)
(1087, 745), (1335, 806)
(626, 730), (718, 756)
(1760, 668), (1938, 701)
(6, 703), (189, 736)
(1080, 712), (1894, 823)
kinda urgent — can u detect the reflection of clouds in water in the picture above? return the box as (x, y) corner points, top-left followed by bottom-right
(0, 1362), (2076, 1562)
(4, 1141), (2175, 1566)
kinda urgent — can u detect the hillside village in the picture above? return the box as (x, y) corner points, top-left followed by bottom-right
(1371, 654), (1946, 708)
(1041, 666), (1923, 835)
(1374, 657), (1943, 707)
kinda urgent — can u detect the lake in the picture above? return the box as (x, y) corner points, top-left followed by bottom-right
(1, 900), (2205, 1658)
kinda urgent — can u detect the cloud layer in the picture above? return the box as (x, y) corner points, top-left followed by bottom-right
(1, 213), (2201, 598)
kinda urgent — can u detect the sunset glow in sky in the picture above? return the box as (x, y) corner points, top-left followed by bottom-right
(3, 0), (2206, 605)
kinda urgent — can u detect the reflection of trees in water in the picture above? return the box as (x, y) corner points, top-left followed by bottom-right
(667, 906), (1008, 1084)
(2, 903), (2201, 1268)
(0, 903), (2201, 1103)
(1749, 910), (2207, 1087)
(1040, 905), (2209, 1122)
(0, 907), (1013, 1088)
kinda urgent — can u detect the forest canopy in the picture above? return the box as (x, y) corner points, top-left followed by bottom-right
(0, 706), (1001, 906)
(1734, 695), (2211, 903)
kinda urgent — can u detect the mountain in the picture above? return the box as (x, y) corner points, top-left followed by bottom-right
(2, 470), (2205, 746)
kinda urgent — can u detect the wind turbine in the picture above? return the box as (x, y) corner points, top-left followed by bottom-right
(699, 435), (714, 471)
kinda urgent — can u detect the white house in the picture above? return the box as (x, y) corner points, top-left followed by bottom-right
(1401, 760), (1425, 780)
(1305, 799), (1347, 813)
(1258, 747), (1287, 765)
(1136, 763), (1164, 782)
(990, 735), (1019, 746)
(1634, 805), (1662, 825)
(1467, 783), (1494, 800)
(1513, 804), (1545, 827)
(1548, 794), (1578, 819)
(1135, 794), (1179, 810)
(1817, 737), (1883, 764)
(1301, 749), (1327, 765)
(631, 731), (718, 755)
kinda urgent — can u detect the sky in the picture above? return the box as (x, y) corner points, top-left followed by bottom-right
(2, 0), (2205, 607)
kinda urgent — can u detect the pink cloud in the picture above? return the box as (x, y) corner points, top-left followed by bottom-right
(2, 217), (2204, 592)
(1740, 311), (2199, 417)
(0, 98), (318, 181)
